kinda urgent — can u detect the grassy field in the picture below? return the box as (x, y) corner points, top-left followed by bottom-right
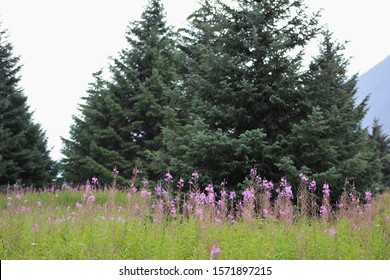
(1, 173), (389, 260)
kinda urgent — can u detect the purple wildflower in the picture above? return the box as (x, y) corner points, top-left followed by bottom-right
(141, 189), (151, 198)
(250, 167), (257, 178)
(242, 188), (255, 202)
(177, 178), (184, 189)
(198, 193), (207, 205)
(76, 202), (82, 209)
(195, 208), (203, 220)
(210, 244), (222, 260)
(205, 184), (214, 193)
(132, 167), (140, 176)
(309, 180), (316, 192)
(208, 192), (215, 204)
(282, 185), (293, 199)
(87, 195), (95, 203)
(322, 183), (330, 197)
(142, 179), (149, 188)
(192, 171), (199, 180)
(155, 185), (167, 196)
(365, 191), (372, 201)
(299, 173), (308, 183)
(113, 166), (119, 175)
(262, 180), (274, 191)
(320, 205), (327, 215)
(92, 176), (98, 185)
(165, 172), (173, 183)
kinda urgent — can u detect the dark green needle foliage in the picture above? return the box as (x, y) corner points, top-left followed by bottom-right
(61, 0), (182, 184)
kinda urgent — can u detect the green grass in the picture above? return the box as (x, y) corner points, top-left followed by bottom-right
(0, 187), (389, 260)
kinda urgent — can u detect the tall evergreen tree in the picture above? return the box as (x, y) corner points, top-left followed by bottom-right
(61, 0), (181, 184)
(0, 23), (54, 187)
(279, 32), (382, 197)
(160, 0), (320, 188)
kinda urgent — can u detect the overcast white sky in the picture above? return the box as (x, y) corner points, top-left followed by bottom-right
(1, 0), (390, 160)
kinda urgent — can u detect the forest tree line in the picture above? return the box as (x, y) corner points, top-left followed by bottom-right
(1, 0), (390, 200)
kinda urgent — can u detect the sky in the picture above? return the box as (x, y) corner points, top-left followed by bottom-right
(1, 0), (390, 161)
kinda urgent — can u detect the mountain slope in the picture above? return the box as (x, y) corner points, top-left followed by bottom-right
(356, 55), (390, 135)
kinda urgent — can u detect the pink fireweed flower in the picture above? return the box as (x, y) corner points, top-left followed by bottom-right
(142, 179), (149, 188)
(242, 188), (255, 202)
(235, 201), (243, 211)
(210, 244), (222, 260)
(155, 185), (167, 196)
(177, 178), (184, 189)
(87, 195), (95, 203)
(299, 173), (308, 183)
(192, 171), (199, 180)
(282, 185), (293, 199)
(309, 180), (316, 192)
(365, 191), (372, 201)
(133, 167), (141, 176)
(217, 200), (224, 207)
(322, 183), (330, 197)
(205, 184), (214, 193)
(263, 208), (269, 217)
(92, 176), (98, 185)
(325, 228), (336, 236)
(250, 167), (258, 178)
(21, 206), (31, 212)
(196, 193), (206, 205)
(220, 190), (227, 198)
(280, 177), (289, 187)
(208, 192), (216, 204)
(118, 217), (126, 223)
(37, 201), (42, 207)
(76, 202), (82, 209)
(229, 191), (236, 200)
(170, 203), (177, 217)
(113, 166), (120, 175)
(320, 205), (327, 215)
(262, 180), (273, 191)
(165, 172), (173, 183)
(140, 189), (151, 198)
(195, 208), (203, 220)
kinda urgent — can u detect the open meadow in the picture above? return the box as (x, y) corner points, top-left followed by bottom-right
(1, 171), (389, 260)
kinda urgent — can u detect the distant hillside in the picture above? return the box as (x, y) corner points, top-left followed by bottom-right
(356, 55), (390, 135)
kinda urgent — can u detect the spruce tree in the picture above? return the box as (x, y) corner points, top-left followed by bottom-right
(160, 0), (320, 188)
(61, 0), (181, 184)
(0, 24), (54, 187)
(279, 32), (382, 197)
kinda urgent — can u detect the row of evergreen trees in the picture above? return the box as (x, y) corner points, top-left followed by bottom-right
(60, 0), (388, 197)
(1, 0), (389, 197)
